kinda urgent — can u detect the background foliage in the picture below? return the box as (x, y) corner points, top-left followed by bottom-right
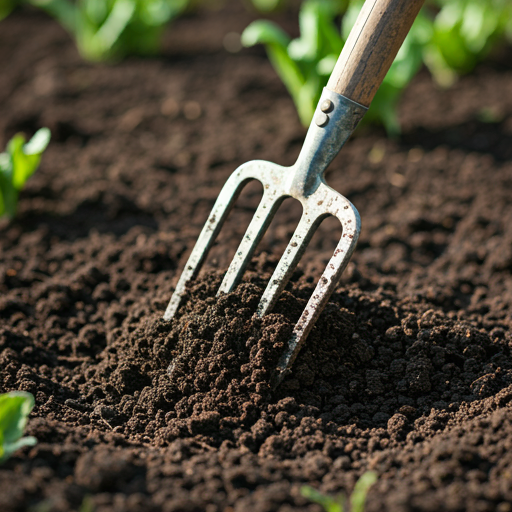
(1, 0), (511, 128)
(0, 128), (50, 219)
(243, 0), (512, 133)
(0, 392), (37, 464)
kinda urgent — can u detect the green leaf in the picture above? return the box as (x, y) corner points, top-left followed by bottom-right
(242, 4), (342, 127)
(366, 83), (401, 136)
(250, 0), (283, 13)
(140, 0), (187, 26)
(350, 471), (378, 512)
(29, 0), (77, 33)
(241, 21), (304, 102)
(0, 149), (14, 218)
(0, 151), (11, 173)
(0, 128), (50, 219)
(0, 169), (19, 218)
(78, 0), (136, 60)
(241, 19), (291, 48)
(24, 127), (51, 156)
(29, 0), (189, 61)
(84, 0), (107, 25)
(301, 486), (345, 512)
(289, 0), (344, 63)
(317, 54), (338, 76)
(341, 0), (363, 40)
(95, 0), (136, 50)
(0, 392), (37, 463)
(269, 45), (308, 122)
(301, 472), (377, 512)
(242, 20), (309, 124)
(12, 128), (51, 190)
(288, 0), (322, 61)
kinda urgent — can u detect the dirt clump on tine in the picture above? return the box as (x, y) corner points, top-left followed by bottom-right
(1, 3), (512, 512)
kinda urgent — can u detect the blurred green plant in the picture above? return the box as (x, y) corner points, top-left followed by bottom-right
(301, 471), (378, 512)
(423, 0), (512, 87)
(0, 391), (37, 464)
(242, 0), (512, 134)
(246, 0), (288, 13)
(29, 0), (189, 61)
(0, 0), (17, 20)
(242, 0), (347, 127)
(79, 495), (95, 512)
(0, 127), (51, 219)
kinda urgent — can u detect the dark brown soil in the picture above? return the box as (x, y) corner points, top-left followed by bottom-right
(1, 3), (512, 512)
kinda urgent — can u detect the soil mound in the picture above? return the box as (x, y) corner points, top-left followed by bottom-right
(67, 268), (512, 457)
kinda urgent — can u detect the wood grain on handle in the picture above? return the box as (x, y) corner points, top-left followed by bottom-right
(326, 0), (425, 107)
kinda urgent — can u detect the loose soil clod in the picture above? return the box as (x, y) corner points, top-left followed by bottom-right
(1, 4), (512, 512)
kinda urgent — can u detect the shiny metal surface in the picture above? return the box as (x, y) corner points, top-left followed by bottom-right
(164, 88), (367, 384)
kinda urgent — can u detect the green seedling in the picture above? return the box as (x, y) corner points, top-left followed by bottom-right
(28, 0), (189, 61)
(0, 391), (37, 464)
(242, 0), (512, 134)
(423, 0), (512, 87)
(0, 127), (51, 220)
(301, 471), (378, 512)
(242, 0), (346, 128)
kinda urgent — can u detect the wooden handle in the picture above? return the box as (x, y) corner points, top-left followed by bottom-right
(326, 0), (424, 107)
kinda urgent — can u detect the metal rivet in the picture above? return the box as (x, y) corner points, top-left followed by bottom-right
(315, 112), (329, 127)
(320, 99), (334, 113)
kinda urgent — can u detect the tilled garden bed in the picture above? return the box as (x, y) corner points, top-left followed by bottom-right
(1, 3), (512, 512)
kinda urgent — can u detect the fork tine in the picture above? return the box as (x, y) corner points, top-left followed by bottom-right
(273, 205), (360, 386)
(163, 176), (249, 321)
(217, 192), (284, 295)
(257, 211), (322, 317)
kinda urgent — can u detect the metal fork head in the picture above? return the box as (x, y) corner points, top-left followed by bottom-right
(164, 89), (367, 385)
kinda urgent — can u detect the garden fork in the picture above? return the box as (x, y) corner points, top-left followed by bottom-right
(164, 0), (425, 386)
